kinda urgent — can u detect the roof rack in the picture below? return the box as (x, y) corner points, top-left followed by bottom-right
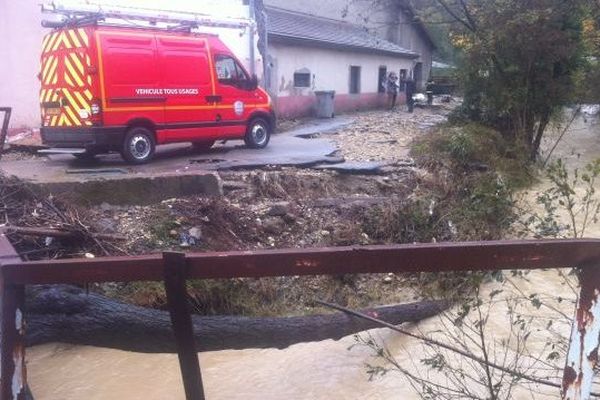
(41, 1), (254, 31)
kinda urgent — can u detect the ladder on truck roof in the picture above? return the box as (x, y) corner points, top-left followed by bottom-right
(41, 1), (254, 31)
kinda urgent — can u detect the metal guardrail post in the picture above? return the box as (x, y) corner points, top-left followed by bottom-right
(163, 252), (205, 400)
(562, 264), (600, 400)
(0, 107), (12, 162)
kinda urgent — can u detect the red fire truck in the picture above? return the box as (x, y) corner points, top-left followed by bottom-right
(39, 3), (274, 164)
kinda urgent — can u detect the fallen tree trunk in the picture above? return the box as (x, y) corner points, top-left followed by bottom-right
(26, 285), (448, 353)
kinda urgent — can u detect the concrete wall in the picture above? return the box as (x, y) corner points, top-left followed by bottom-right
(269, 43), (413, 118)
(0, 0), (46, 129)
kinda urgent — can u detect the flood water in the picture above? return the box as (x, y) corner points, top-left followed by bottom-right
(27, 108), (600, 399)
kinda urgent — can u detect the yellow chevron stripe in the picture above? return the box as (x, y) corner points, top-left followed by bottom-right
(41, 55), (54, 82)
(68, 30), (82, 48)
(39, 89), (46, 104)
(62, 89), (81, 110)
(78, 28), (89, 47)
(69, 53), (84, 75)
(65, 57), (84, 87)
(45, 89), (53, 102)
(84, 89), (93, 100)
(64, 105), (82, 126)
(44, 33), (58, 53)
(51, 115), (58, 126)
(74, 91), (90, 111)
(41, 35), (50, 53)
(44, 57), (58, 85)
(64, 72), (75, 87)
(51, 32), (63, 52)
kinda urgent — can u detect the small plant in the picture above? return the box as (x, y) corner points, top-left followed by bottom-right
(520, 158), (600, 238)
(353, 158), (600, 399)
(446, 131), (475, 165)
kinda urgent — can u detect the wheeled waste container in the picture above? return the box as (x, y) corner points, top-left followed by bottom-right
(315, 91), (336, 118)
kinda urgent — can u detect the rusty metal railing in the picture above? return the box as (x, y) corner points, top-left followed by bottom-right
(1, 236), (600, 399)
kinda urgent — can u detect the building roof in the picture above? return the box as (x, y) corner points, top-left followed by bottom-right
(266, 7), (420, 59)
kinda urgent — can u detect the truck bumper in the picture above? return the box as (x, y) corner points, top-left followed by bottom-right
(41, 126), (125, 150)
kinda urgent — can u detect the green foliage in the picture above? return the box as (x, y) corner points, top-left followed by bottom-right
(436, 0), (587, 160)
(521, 158), (600, 238)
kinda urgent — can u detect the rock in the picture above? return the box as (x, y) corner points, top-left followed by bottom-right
(263, 217), (285, 234)
(267, 202), (291, 217)
(93, 218), (117, 234)
(383, 276), (393, 284)
(188, 227), (202, 241)
(100, 202), (112, 212)
(169, 229), (178, 237)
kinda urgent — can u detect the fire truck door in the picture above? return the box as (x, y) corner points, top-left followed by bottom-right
(213, 54), (256, 138)
(157, 37), (217, 142)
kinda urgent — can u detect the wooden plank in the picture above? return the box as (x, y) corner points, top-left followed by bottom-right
(163, 252), (205, 400)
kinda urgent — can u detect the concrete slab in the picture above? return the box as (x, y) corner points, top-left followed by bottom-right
(313, 161), (387, 175)
(0, 117), (355, 204)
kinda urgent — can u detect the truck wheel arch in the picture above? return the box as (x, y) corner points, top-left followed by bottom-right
(126, 118), (157, 139)
(248, 111), (275, 132)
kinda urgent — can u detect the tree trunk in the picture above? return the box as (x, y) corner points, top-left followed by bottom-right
(25, 285), (448, 353)
(531, 111), (551, 161)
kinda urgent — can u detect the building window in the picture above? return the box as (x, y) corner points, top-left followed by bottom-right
(349, 66), (361, 94)
(294, 72), (311, 88)
(378, 66), (387, 93)
(400, 69), (408, 80)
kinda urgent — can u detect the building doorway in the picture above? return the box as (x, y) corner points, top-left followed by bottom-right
(414, 62), (423, 91)
(378, 66), (387, 93)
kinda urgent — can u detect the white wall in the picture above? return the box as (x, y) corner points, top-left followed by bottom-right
(265, 0), (433, 86)
(270, 44), (414, 96)
(0, 0), (258, 129)
(0, 0), (46, 128)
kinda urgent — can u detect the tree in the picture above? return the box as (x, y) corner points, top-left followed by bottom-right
(430, 0), (585, 160)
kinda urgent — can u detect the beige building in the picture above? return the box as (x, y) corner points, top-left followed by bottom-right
(261, 0), (435, 118)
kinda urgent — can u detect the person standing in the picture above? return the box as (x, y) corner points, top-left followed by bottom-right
(402, 75), (416, 113)
(386, 72), (400, 109)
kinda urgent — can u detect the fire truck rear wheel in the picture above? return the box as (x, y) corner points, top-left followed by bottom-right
(244, 118), (271, 149)
(122, 127), (156, 164)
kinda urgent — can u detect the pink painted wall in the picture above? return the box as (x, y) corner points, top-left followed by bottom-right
(275, 93), (407, 119)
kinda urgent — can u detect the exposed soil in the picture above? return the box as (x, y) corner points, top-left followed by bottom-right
(4, 106), (460, 317)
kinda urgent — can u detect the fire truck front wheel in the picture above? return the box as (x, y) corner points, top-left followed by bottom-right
(122, 127), (156, 164)
(244, 118), (271, 149)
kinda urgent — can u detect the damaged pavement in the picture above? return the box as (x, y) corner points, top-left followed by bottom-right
(0, 106), (452, 204)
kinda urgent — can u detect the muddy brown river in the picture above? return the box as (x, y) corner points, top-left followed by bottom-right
(26, 109), (600, 399)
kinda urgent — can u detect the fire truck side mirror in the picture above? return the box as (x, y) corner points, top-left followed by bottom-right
(239, 75), (258, 91)
(247, 74), (259, 91)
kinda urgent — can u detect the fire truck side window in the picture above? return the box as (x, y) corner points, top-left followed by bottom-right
(215, 55), (248, 86)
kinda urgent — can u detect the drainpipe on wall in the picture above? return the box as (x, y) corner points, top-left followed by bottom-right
(262, 10), (269, 90)
(248, 0), (256, 76)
